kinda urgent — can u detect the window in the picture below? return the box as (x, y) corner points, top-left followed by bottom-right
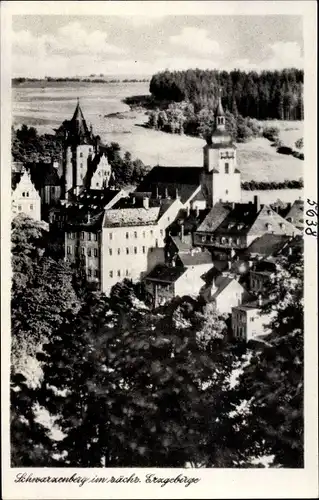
(225, 190), (228, 195)
(109, 233), (113, 240)
(150, 230), (153, 236)
(81, 247), (85, 255)
(155, 239), (158, 247)
(143, 231), (146, 238)
(109, 271), (113, 278)
(160, 229), (164, 237)
(18, 205), (22, 211)
(67, 246), (71, 255)
(81, 232), (85, 240)
(98, 171), (101, 177)
(201, 236), (206, 242)
(210, 236), (214, 242)
(22, 192), (25, 197)
(109, 249), (112, 256)
(87, 248), (92, 257)
(221, 237), (226, 244)
(126, 232), (129, 239)
(117, 270), (121, 277)
(96, 183), (99, 187)
(117, 248), (121, 255)
(80, 163), (83, 168)
(134, 231), (137, 238)
(250, 317), (255, 322)
(134, 247), (137, 254)
(88, 269), (92, 277)
(94, 248), (98, 257)
(126, 248), (129, 255)
(26, 192), (29, 197)
(142, 246), (146, 254)
(125, 270), (129, 277)
(80, 152), (83, 158)
(88, 233), (91, 241)
(236, 238), (240, 245)
(94, 270), (99, 278)
(225, 163), (229, 174)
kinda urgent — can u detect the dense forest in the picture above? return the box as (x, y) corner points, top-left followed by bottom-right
(149, 69), (304, 121)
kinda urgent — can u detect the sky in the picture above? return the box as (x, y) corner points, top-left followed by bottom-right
(11, 15), (304, 78)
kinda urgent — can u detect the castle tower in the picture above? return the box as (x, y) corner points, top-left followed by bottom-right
(201, 88), (241, 207)
(62, 99), (95, 199)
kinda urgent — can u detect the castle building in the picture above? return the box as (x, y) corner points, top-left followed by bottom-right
(61, 100), (111, 199)
(12, 169), (41, 220)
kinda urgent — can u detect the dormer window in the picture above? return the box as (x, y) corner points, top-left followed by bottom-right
(237, 223), (244, 230)
(201, 236), (206, 242)
(287, 217), (293, 222)
(279, 223), (285, 229)
(266, 223), (272, 231)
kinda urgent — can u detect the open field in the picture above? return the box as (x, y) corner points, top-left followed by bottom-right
(12, 82), (303, 183)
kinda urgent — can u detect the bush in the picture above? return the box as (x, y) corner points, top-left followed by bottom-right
(263, 126), (280, 142)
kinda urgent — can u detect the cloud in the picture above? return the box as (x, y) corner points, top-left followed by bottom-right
(12, 21), (125, 63)
(170, 27), (222, 55)
(264, 41), (303, 69)
(123, 15), (166, 28)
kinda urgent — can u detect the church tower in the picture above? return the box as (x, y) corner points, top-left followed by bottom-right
(201, 88), (241, 207)
(62, 99), (95, 199)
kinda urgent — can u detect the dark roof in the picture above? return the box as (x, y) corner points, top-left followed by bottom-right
(196, 202), (233, 233)
(63, 101), (94, 146)
(29, 163), (62, 189)
(211, 276), (234, 299)
(12, 172), (22, 190)
(170, 234), (193, 253)
(243, 234), (292, 258)
(178, 249), (212, 267)
(168, 208), (210, 236)
(215, 97), (224, 117)
(214, 203), (260, 236)
(201, 265), (223, 284)
(77, 188), (121, 209)
(136, 166), (201, 203)
(145, 264), (186, 283)
(65, 208), (104, 230)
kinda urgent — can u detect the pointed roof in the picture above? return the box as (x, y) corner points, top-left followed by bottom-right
(215, 88), (225, 117)
(65, 99), (93, 145)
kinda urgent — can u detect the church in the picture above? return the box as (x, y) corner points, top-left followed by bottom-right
(135, 90), (242, 209)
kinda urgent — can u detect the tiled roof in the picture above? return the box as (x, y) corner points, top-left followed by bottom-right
(211, 276), (234, 299)
(248, 205), (300, 236)
(196, 202), (233, 233)
(285, 200), (304, 229)
(77, 188), (121, 208)
(244, 234), (292, 257)
(103, 207), (161, 227)
(171, 235), (193, 252)
(213, 203), (260, 236)
(179, 249), (212, 267)
(145, 264), (186, 283)
(65, 209), (104, 230)
(12, 172), (22, 190)
(136, 166), (201, 203)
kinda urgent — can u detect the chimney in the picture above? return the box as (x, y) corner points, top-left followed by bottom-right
(164, 187), (169, 199)
(186, 204), (190, 216)
(180, 223), (185, 243)
(253, 195), (260, 212)
(143, 196), (149, 210)
(258, 294), (263, 307)
(228, 260), (232, 270)
(232, 202), (236, 210)
(288, 246), (293, 256)
(175, 187), (180, 200)
(87, 213), (91, 223)
(131, 196), (136, 205)
(196, 205), (200, 217)
(156, 186), (159, 199)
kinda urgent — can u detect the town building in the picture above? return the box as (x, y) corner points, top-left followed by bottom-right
(144, 262), (213, 308)
(203, 275), (247, 315)
(231, 296), (275, 342)
(285, 199), (304, 231)
(12, 169), (41, 220)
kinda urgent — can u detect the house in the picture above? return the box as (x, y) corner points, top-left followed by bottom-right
(232, 297), (275, 342)
(100, 196), (184, 295)
(194, 196), (301, 258)
(285, 199), (304, 230)
(12, 170), (41, 221)
(144, 262), (213, 308)
(241, 234), (292, 261)
(249, 259), (277, 294)
(203, 274), (247, 315)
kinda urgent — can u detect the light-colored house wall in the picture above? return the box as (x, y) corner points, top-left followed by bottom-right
(232, 306), (274, 342)
(12, 171), (41, 221)
(213, 280), (244, 315)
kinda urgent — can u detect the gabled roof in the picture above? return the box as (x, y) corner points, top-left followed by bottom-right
(211, 276), (239, 299)
(196, 202), (233, 233)
(170, 234), (193, 253)
(248, 205), (300, 236)
(103, 207), (161, 228)
(136, 166), (202, 203)
(63, 101), (94, 146)
(243, 234), (292, 258)
(77, 188), (121, 209)
(214, 203), (260, 236)
(178, 249), (212, 267)
(145, 264), (186, 284)
(285, 200), (304, 229)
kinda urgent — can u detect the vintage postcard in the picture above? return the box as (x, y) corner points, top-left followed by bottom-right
(1, 1), (318, 498)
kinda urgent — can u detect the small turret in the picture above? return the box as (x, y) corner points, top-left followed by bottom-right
(215, 87), (226, 131)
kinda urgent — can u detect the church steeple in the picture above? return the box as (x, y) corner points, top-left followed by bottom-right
(215, 87), (225, 131)
(67, 99), (93, 145)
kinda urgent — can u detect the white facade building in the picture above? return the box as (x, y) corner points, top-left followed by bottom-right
(12, 170), (41, 221)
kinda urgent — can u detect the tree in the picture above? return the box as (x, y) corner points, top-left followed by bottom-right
(33, 291), (240, 467)
(295, 138), (304, 150)
(230, 252), (304, 467)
